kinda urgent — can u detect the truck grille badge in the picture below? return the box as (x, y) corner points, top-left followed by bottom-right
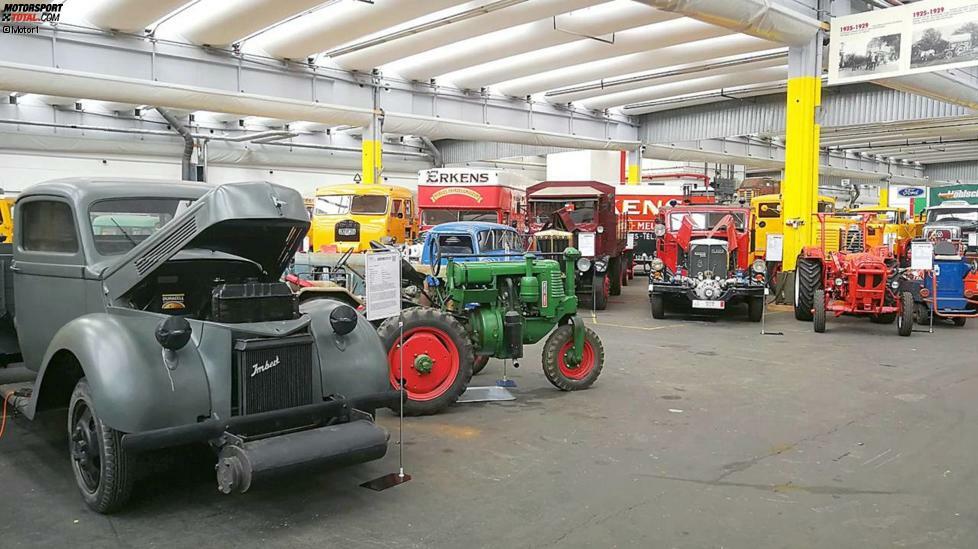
(250, 356), (281, 377)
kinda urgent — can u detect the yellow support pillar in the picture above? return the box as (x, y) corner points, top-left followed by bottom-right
(361, 136), (382, 184)
(626, 147), (642, 185)
(781, 63), (822, 272)
(878, 182), (889, 207)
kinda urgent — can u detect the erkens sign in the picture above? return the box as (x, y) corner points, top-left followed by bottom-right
(431, 188), (483, 203)
(423, 171), (492, 184)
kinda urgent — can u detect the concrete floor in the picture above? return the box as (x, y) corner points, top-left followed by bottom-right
(1, 283), (977, 548)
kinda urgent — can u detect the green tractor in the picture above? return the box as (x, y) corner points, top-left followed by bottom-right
(377, 247), (604, 415)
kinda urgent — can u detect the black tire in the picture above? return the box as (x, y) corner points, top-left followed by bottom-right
(870, 313), (896, 324)
(592, 273), (608, 311)
(472, 355), (490, 375)
(68, 378), (135, 514)
(952, 317), (967, 327)
(650, 294), (665, 319)
(609, 258), (622, 296)
(813, 289), (826, 333)
(794, 257), (822, 321)
(897, 291), (914, 337)
(541, 324), (604, 391)
(747, 297), (764, 322)
(377, 308), (474, 416)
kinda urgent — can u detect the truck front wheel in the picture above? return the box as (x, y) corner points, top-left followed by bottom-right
(591, 273), (609, 310)
(650, 294), (665, 319)
(68, 378), (135, 514)
(609, 258), (622, 296)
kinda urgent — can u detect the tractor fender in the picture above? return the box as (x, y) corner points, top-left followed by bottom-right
(799, 246), (824, 260)
(304, 300), (391, 400)
(28, 312), (211, 434)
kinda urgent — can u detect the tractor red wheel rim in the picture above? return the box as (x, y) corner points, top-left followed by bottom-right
(388, 327), (460, 401)
(557, 339), (595, 380)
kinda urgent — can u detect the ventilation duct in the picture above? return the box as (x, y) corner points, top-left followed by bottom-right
(163, 0), (326, 48)
(633, 0), (823, 46)
(66, 0), (190, 33)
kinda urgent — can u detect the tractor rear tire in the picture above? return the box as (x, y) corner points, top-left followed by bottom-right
(542, 324), (604, 391)
(747, 297), (764, 323)
(897, 291), (914, 337)
(813, 289), (826, 333)
(591, 273), (608, 311)
(794, 257), (822, 321)
(377, 308), (474, 416)
(952, 317), (967, 327)
(609, 258), (622, 296)
(650, 294), (665, 319)
(472, 355), (490, 375)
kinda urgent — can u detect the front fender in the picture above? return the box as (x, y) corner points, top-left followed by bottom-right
(30, 312), (211, 433)
(305, 300), (390, 400)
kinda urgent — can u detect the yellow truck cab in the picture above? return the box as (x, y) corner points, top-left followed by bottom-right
(311, 183), (417, 252)
(0, 196), (14, 243)
(846, 206), (921, 248)
(750, 193), (836, 261)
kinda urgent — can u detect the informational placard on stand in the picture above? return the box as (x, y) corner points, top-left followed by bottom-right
(578, 232), (596, 257)
(365, 251), (401, 321)
(911, 241), (935, 271)
(829, 0), (978, 85)
(765, 233), (784, 262)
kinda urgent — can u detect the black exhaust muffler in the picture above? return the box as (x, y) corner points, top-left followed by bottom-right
(215, 419), (389, 494)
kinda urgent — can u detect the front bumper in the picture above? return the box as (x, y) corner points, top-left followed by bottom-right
(121, 391), (398, 452)
(648, 281), (765, 302)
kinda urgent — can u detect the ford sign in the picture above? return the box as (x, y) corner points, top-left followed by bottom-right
(898, 187), (925, 197)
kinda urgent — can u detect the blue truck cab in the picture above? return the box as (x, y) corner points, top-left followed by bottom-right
(421, 221), (525, 266)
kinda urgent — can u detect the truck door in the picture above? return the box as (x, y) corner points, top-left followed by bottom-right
(391, 199), (406, 243)
(13, 198), (88, 370)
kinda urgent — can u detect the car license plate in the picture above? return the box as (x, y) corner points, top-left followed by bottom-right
(692, 299), (724, 310)
(338, 228), (357, 236)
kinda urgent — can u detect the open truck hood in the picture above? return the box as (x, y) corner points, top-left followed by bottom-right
(102, 181), (309, 300)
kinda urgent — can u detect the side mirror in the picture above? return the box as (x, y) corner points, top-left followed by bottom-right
(329, 305), (358, 336)
(155, 316), (192, 351)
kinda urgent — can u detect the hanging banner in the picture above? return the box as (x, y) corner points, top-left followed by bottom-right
(829, 0), (978, 85)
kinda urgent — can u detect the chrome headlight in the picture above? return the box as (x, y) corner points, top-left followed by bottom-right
(576, 257), (592, 272)
(594, 259), (608, 273)
(651, 258), (665, 272)
(890, 280), (899, 289)
(751, 259), (766, 274)
(654, 223), (666, 237)
(596, 225), (605, 234)
(835, 278), (844, 286)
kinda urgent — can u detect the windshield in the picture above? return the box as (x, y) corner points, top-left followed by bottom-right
(477, 229), (523, 252)
(89, 198), (194, 255)
(436, 234), (474, 255)
(668, 211), (747, 230)
(927, 208), (978, 223)
(314, 194), (389, 216)
(529, 199), (597, 225)
(422, 209), (498, 226)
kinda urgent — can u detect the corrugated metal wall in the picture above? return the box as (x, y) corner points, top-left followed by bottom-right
(641, 84), (971, 143)
(925, 161), (978, 183)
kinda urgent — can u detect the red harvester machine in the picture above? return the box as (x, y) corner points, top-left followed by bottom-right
(794, 213), (915, 336)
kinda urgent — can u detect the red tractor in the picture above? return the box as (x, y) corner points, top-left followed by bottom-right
(794, 213), (914, 336)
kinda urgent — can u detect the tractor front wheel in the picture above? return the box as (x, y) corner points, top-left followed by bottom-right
(794, 257), (822, 321)
(897, 291), (914, 337)
(377, 308), (474, 416)
(542, 324), (604, 391)
(813, 289), (827, 333)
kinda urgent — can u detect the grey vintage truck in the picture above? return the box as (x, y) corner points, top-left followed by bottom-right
(0, 178), (396, 513)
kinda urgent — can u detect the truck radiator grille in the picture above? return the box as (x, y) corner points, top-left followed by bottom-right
(536, 236), (570, 255)
(232, 335), (315, 416)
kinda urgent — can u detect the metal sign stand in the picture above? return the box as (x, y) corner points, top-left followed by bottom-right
(460, 358), (516, 403)
(761, 288), (783, 336)
(361, 250), (411, 491)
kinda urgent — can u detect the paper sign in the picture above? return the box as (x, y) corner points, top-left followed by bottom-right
(626, 232), (635, 249)
(365, 251), (401, 321)
(765, 233), (784, 262)
(911, 242), (934, 271)
(970, 232), (978, 247)
(578, 232), (596, 257)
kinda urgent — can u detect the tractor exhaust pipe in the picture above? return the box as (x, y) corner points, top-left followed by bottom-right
(215, 419), (388, 494)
